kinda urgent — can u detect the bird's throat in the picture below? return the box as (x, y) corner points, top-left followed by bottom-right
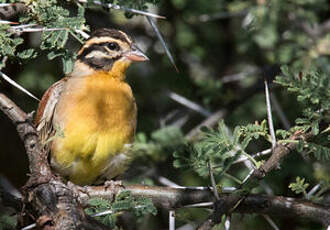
(107, 59), (132, 80)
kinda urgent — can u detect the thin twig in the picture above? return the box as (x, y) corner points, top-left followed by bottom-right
(158, 176), (181, 188)
(307, 183), (320, 199)
(264, 79), (276, 149)
(241, 169), (254, 184)
(10, 24), (37, 29)
(223, 173), (242, 184)
(233, 148), (272, 164)
(186, 110), (227, 140)
(157, 176), (236, 192)
(168, 92), (211, 117)
(262, 215), (280, 230)
(183, 202), (214, 208)
(78, 0), (165, 19)
(208, 161), (220, 200)
(168, 114), (190, 128)
(10, 27), (67, 33)
(147, 16), (179, 72)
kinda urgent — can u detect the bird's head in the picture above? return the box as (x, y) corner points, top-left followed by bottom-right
(75, 28), (148, 76)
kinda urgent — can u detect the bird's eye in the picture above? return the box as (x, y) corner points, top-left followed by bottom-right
(107, 42), (120, 51)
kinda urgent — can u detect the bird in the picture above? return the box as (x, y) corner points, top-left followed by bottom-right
(35, 28), (149, 185)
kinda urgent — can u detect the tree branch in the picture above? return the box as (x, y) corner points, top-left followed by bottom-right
(0, 93), (109, 230)
(0, 92), (328, 229)
(251, 130), (313, 180)
(77, 184), (330, 225)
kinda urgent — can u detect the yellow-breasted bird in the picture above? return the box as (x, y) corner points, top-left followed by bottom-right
(35, 28), (148, 185)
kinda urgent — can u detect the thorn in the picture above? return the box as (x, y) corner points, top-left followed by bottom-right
(146, 16), (179, 73)
(0, 70), (40, 101)
(0, 20), (19, 25)
(264, 78), (276, 149)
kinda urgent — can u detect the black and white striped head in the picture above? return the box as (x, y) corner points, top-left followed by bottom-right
(77, 28), (148, 71)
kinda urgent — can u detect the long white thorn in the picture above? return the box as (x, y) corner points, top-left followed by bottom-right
(21, 223), (36, 230)
(169, 210), (175, 230)
(168, 92), (211, 117)
(75, 29), (90, 39)
(147, 16), (179, 72)
(263, 215), (280, 230)
(264, 79), (276, 149)
(0, 20), (18, 24)
(0, 71), (40, 101)
(224, 215), (231, 230)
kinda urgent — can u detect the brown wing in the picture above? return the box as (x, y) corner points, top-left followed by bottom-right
(35, 77), (68, 145)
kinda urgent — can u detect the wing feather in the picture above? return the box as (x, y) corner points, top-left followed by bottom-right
(35, 78), (67, 145)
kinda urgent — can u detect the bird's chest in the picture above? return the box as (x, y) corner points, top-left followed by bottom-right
(58, 76), (136, 132)
(53, 75), (137, 160)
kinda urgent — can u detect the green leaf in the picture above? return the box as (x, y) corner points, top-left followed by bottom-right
(289, 177), (309, 196)
(311, 121), (319, 135)
(297, 140), (304, 152)
(0, 214), (17, 229)
(47, 51), (63, 60)
(62, 56), (75, 74)
(17, 49), (38, 59)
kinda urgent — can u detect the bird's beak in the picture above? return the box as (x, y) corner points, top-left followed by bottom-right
(124, 45), (149, 62)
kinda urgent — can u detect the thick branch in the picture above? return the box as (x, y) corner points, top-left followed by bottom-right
(78, 184), (330, 225)
(251, 131), (313, 180)
(80, 184), (213, 209)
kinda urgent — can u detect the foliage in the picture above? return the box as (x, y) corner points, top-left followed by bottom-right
(0, 0), (329, 229)
(173, 120), (269, 178)
(0, 25), (23, 68)
(289, 176), (309, 197)
(85, 191), (157, 227)
(275, 66), (330, 123)
(133, 126), (185, 162)
(115, 0), (161, 18)
(0, 194), (17, 230)
(0, 213), (17, 230)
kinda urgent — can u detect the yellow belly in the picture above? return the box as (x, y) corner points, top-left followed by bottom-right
(51, 72), (136, 185)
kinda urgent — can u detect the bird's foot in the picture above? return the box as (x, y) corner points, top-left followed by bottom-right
(67, 181), (89, 199)
(104, 180), (123, 191)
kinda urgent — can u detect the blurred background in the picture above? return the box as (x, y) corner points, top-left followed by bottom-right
(0, 0), (329, 229)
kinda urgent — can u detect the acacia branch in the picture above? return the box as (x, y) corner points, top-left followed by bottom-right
(76, 184), (330, 225)
(1, 92), (329, 229)
(251, 130), (313, 180)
